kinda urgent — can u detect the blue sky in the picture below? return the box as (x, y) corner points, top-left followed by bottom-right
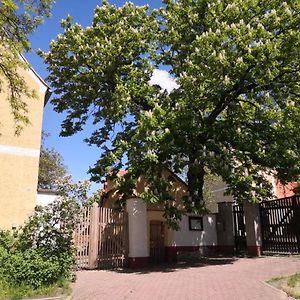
(25, 0), (165, 192)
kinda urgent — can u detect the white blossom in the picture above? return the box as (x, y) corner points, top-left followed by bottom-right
(257, 23), (265, 30)
(237, 57), (243, 64)
(144, 110), (153, 118)
(218, 50), (225, 60)
(224, 75), (230, 84)
(286, 8), (292, 16)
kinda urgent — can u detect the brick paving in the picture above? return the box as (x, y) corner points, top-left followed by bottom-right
(72, 256), (300, 300)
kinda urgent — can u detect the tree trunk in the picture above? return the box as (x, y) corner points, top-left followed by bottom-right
(187, 160), (205, 208)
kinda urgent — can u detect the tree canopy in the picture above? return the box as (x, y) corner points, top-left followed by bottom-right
(42, 0), (300, 227)
(38, 132), (67, 190)
(0, 0), (54, 134)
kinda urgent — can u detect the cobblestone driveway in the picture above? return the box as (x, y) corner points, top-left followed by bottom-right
(72, 256), (300, 300)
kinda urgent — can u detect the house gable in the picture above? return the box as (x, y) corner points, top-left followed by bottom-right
(0, 58), (50, 230)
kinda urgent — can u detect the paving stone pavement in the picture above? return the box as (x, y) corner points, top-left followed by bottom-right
(72, 256), (300, 300)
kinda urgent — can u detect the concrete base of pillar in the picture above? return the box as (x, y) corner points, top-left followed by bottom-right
(247, 245), (262, 256)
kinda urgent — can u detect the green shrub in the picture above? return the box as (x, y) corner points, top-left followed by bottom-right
(0, 234), (74, 290)
(1, 248), (58, 288)
(0, 231), (16, 250)
(0, 196), (80, 292)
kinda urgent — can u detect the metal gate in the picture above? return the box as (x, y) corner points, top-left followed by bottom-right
(73, 203), (128, 269)
(233, 204), (247, 253)
(260, 195), (300, 254)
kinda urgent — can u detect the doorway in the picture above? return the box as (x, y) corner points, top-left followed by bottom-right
(150, 220), (165, 263)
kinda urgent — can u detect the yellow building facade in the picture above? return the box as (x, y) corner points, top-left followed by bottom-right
(0, 59), (50, 230)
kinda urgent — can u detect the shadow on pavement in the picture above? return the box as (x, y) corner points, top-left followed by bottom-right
(110, 255), (242, 274)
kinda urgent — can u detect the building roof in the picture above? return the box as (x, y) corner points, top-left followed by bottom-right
(19, 53), (52, 105)
(37, 188), (58, 195)
(100, 168), (188, 207)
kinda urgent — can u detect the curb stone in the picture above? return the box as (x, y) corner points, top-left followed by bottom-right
(262, 281), (295, 299)
(23, 295), (72, 300)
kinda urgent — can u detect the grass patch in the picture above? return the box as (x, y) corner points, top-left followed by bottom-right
(0, 278), (71, 300)
(288, 273), (300, 288)
(268, 272), (300, 299)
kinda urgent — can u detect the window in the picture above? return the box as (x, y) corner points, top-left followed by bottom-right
(189, 216), (203, 231)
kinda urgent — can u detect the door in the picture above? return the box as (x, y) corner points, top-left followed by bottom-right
(150, 221), (165, 263)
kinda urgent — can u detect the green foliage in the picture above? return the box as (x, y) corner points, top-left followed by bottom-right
(42, 0), (300, 227)
(0, 186), (81, 297)
(55, 176), (94, 206)
(17, 198), (79, 260)
(38, 132), (68, 190)
(0, 0), (54, 135)
(0, 230), (15, 250)
(1, 247), (64, 288)
(0, 231), (73, 299)
(0, 277), (71, 300)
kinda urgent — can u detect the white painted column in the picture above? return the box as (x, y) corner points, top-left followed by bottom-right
(126, 197), (149, 267)
(244, 202), (262, 256)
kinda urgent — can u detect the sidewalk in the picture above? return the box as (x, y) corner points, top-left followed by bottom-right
(72, 256), (300, 300)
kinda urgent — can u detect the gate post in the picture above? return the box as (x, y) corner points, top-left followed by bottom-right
(126, 197), (149, 268)
(216, 202), (235, 254)
(88, 202), (100, 269)
(244, 202), (262, 256)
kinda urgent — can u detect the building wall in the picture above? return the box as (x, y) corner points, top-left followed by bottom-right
(36, 191), (58, 207)
(147, 210), (217, 248)
(103, 170), (221, 264)
(127, 202), (218, 266)
(147, 210), (174, 247)
(275, 181), (298, 198)
(102, 169), (188, 210)
(207, 181), (234, 214)
(173, 214), (217, 247)
(262, 173), (298, 199)
(0, 66), (47, 230)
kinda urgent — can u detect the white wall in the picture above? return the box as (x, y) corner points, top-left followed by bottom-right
(173, 214), (217, 246)
(36, 192), (58, 207)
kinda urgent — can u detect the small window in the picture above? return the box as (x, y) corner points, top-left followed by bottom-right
(189, 216), (203, 231)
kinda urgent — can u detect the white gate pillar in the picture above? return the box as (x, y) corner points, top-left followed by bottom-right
(216, 202), (235, 254)
(244, 202), (262, 256)
(126, 197), (149, 267)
